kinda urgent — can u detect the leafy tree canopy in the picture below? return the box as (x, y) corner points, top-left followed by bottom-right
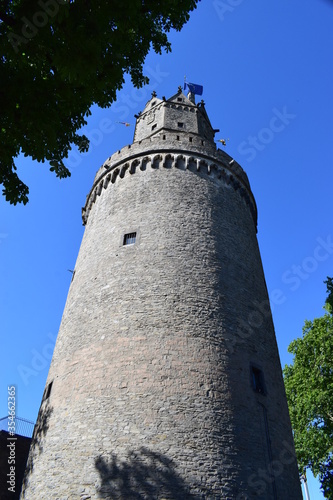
(284, 277), (333, 498)
(0, 0), (198, 204)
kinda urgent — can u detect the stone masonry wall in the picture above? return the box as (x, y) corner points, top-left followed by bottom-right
(21, 151), (301, 499)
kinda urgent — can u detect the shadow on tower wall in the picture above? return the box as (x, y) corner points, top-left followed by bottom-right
(21, 403), (53, 496)
(94, 447), (201, 499)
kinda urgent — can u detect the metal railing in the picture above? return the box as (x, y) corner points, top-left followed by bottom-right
(0, 416), (35, 438)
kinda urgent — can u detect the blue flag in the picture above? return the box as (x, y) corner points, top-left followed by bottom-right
(184, 81), (203, 96)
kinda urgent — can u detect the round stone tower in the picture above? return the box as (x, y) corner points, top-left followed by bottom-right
(21, 87), (302, 499)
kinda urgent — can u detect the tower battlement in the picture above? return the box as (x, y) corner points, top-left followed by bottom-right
(97, 129), (249, 185)
(82, 146), (257, 229)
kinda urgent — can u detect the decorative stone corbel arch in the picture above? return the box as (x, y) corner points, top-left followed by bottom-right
(141, 156), (151, 171)
(187, 156), (197, 171)
(119, 163), (129, 179)
(175, 155), (186, 170)
(111, 169), (119, 183)
(152, 154), (162, 169)
(163, 154), (174, 169)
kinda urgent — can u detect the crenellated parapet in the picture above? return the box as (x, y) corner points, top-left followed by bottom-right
(82, 146), (257, 229)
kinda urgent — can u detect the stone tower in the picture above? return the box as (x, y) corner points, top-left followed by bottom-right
(21, 87), (302, 499)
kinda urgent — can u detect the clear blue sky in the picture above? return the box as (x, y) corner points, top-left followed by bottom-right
(1, 1), (332, 498)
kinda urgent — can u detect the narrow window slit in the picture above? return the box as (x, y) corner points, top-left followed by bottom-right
(44, 381), (53, 401)
(251, 366), (265, 395)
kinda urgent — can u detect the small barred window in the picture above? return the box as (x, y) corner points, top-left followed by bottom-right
(123, 232), (137, 245)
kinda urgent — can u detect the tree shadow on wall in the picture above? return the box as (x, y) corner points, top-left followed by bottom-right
(20, 402), (53, 496)
(95, 446), (201, 500)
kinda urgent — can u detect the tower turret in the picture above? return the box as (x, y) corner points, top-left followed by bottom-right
(133, 87), (216, 143)
(21, 88), (302, 500)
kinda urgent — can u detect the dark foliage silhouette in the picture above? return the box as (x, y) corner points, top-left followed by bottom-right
(95, 446), (201, 499)
(21, 402), (53, 495)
